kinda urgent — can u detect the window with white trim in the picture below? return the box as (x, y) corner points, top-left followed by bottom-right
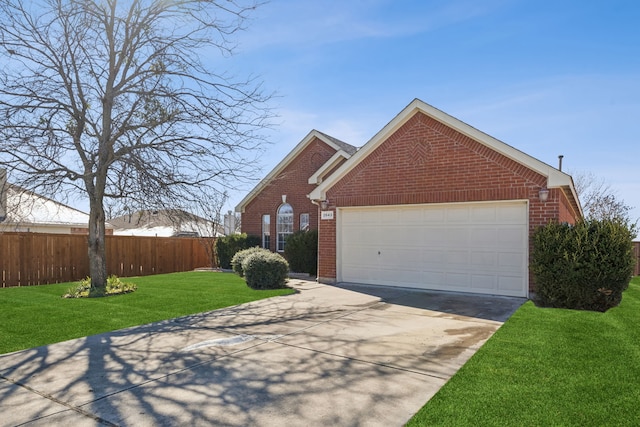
(300, 213), (309, 231)
(262, 214), (270, 250)
(276, 203), (293, 252)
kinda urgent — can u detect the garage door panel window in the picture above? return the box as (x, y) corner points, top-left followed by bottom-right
(277, 203), (293, 252)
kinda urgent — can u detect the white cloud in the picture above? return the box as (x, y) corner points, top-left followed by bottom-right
(239, 0), (506, 51)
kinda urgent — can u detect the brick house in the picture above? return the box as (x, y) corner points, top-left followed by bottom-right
(237, 99), (582, 297)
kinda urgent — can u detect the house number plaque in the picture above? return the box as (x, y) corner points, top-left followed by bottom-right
(321, 211), (334, 220)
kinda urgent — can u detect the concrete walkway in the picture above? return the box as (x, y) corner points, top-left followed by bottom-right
(0, 280), (524, 427)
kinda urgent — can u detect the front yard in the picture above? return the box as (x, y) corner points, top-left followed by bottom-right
(3, 270), (639, 425)
(0, 271), (294, 355)
(407, 276), (640, 426)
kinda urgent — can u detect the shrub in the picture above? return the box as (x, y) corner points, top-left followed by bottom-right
(63, 275), (137, 298)
(215, 233), (261, 269)
(284, 229), (318, 275)
(243, 250), (289, 290)
(531, 219), (636, 311)
(231, 246), (264, 277)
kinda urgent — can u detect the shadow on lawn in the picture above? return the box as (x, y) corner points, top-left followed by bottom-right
(0, 291), (430, 426)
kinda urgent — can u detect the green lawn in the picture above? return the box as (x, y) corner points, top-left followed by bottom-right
(407, 276), (640, 426)
(0, 271), (294, 355)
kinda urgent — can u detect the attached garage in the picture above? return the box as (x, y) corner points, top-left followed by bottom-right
(309, 99), (582, 297)
(337, 201), (528, 297)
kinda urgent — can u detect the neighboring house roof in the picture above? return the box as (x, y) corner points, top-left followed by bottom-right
(308, 98), (583, 217)
(235, 129), (357, 213)
(109, 209), (221, 237)
(0, 184), (110, 229)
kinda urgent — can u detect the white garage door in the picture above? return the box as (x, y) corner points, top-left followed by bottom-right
(338, 201), (528, 297)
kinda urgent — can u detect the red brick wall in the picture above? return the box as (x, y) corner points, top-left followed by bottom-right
(241, 137), (337, 252)
(317, 112), (581, 291)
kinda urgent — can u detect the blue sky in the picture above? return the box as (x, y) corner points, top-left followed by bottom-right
(220, 0), (640, 223)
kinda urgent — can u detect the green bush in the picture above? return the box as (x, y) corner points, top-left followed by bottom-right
(243, 250), (289, 290)
(531, 219), (636, 311)
(215, 233), (261, 269)
(231, 246), (263, 277)
(284, 229), (318, 275)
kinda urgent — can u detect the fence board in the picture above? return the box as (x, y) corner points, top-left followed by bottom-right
(0, 232), (213, 287)
(634, 242), (640, 277)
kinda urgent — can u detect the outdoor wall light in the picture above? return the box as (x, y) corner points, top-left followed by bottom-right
(539, 187), (550, 202)
(320, 199), (329, 210)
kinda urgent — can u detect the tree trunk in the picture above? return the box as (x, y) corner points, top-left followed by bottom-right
(88, 197), (108, 297)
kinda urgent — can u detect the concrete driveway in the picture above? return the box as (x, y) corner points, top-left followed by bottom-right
(0, 279), (524, 427)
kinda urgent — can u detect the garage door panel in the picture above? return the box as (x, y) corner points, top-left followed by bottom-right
(497, 204), (527, 223)
(470, 205), (499, 222)
(470, 227), (498, 245)
(422, 209), (445, 223)
(445, 272), (470, 288)
(471, 251), (498, 268)
(498, 227), (526, 245)
(383, 248), (420, 267)
(445, 250), (470, 265)
(446, 228), (468, 246)
(471, 274), (498, 291)
(338, 201), (528, 297)
(400, 208), (424, 224)
(446, 206), (470, 222)
(341, 248), (373, 265)
(498, 276), (525, 292)
(422, 250), (445, 264)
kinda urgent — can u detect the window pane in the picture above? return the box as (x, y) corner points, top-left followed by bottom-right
(277, 203), (293, 251)
(262, 214), (270, 249)
(300, 213), (309, 231)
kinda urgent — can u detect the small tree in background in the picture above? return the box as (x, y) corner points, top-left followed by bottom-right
(572, 171), (634, 222)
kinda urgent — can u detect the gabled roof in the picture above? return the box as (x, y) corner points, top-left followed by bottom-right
(235, 130), (357, 213)
(0, 184), (111, 228)
(309, 98), (583, 217)
(308, 150), (352, 185)
(109, 208), (221, 237)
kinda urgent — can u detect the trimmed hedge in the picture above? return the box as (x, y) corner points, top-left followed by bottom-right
(231, 246), (263, 277)
(243, 250), (289, 290)
(215, 233), (260, 269)
(531, 219), (636, 312)
(284, 229), (318, 275)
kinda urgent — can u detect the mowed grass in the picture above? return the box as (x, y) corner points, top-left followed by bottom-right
(0, 271), (294, 355)
(407, 276), (640, 426)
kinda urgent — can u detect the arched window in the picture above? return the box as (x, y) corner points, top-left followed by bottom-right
(276, 203), (293, 252)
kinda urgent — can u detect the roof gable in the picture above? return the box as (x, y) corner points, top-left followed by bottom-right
(309, 99), (582, 216)
(235, 130), (356, 212)
(1, 184), (101, 227)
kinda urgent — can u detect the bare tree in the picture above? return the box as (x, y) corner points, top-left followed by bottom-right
(187, 189), (228, 268)
(572, 171), (633, 223)
(0, 0), (271, 295)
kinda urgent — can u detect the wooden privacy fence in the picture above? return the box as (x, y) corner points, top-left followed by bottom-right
(634, 242), (640, 277)
(0, 232), (214, 287)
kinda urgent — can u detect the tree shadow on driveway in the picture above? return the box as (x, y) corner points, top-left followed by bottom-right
(0, 287), (451, 426)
